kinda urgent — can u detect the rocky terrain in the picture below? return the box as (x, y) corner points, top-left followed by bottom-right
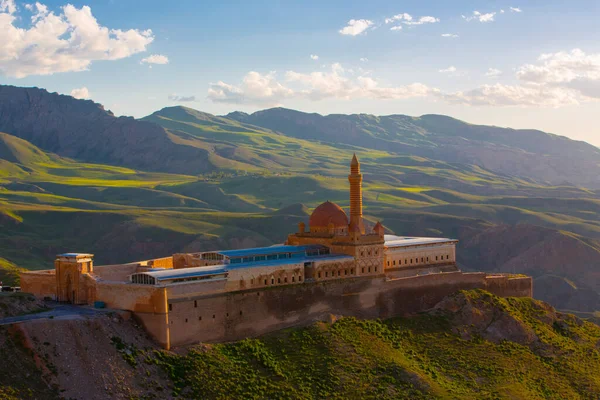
(1, 290), (599, 399)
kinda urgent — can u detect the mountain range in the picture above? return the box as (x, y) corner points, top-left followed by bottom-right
(1, 84), (600, 316)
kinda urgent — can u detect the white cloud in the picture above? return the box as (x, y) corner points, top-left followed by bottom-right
(360, 57), (368, 62)
(385, 13), (439, 26)
(500, 9), (505, 13)
(0, 2), (153, 78)
(310, 54), (319, 60)
(141, 54), (169, 65)
(339, 19), (373, 36)
(443, 49), (600, 106)
(405, 16), (440, 25)
(441, 33), (459, 38)
(390, 26), (402, 31)
(70, 86), (90, 99)
(385, 13), (412, 24)
(0, 0), (16, 14)
(439, 84), (579, 107)
(208, 64), (433, 105)
(485, 68), (502, 78)
(510, 7), (522, 13)
(516, 49), (600, 85)
(516, 49), (600, 99)
(208, 71), (294, 105)
(463, 11), (496, 22)
(439, 66), (457, 73)
(208, 49), (600, 108)
(168, 94), (196, 102)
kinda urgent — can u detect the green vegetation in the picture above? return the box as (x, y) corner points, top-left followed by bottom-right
(140, 291), (600, 399)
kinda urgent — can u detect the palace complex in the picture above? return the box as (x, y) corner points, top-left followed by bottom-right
(21, 155), (532, 349)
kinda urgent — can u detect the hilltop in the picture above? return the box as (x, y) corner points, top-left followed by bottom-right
(227, 107), (600, 188)
(1, 290), (600, 399)
(0, 86), (213, 174)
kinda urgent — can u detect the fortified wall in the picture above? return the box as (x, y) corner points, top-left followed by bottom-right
(166, 271), (532, 347)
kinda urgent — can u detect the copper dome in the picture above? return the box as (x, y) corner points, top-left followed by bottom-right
(309, 201), (348, 228)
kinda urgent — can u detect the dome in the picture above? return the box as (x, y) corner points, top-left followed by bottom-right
(309, 201), (348, 228)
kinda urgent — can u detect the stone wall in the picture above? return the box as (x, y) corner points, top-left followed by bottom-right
(165, 271), (532, 347)
(385, 243), (456, 270)
(95, 282), (170, 348)
(93, 263), (140, 282)
(20, 270), (56, 299)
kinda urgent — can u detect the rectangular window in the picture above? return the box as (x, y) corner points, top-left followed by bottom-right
(362, 268), (365, 273)
(168, 304), (172, 311)
(318, 272), (321, 278)
(194, 300), (197, 308)
(264, 279), (267, 285)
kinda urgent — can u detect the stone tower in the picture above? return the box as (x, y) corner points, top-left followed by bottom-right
(348, 153), (365, 235)
(55, 253), (94, 304)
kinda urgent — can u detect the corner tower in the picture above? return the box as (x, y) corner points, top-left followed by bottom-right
(348, 154), (365, 234)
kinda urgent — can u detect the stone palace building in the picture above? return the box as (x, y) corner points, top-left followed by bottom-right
(21, 155), (532, 349)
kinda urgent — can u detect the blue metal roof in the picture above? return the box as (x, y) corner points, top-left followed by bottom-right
(216, 244), (327, 258)
(227, 254), (353, 271)
(139, 253), (353, 282)
(58, 253), (93, 257)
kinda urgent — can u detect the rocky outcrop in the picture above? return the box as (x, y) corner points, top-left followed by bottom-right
(0, 85), (214, 174)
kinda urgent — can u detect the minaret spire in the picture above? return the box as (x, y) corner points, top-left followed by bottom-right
(348, 153), (365, 234)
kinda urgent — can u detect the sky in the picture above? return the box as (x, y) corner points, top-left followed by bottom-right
(0, 0), (599, 146)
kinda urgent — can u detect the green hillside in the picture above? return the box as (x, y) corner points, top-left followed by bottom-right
(144, 290), (600, 399)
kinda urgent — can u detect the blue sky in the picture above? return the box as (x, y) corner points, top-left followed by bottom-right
(1, 0), (599, 145)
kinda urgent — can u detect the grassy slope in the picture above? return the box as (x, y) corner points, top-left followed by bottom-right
(140, 290), (600, 399)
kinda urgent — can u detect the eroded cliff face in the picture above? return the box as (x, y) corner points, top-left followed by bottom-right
(0, 85), (213, 174)
(459, 224), (600, 311)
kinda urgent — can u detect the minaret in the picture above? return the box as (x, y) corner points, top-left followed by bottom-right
(348, 153), (365, 234)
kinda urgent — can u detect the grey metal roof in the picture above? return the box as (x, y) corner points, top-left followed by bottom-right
(141, 264), (227, 281)
(384, 235), (457, 248)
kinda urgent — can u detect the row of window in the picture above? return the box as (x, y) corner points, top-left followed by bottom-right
(315, 265), (379, 279)
(168, 309), (244, 324)
(360, 249), (379, 257)
(317, 268), (355, 279)
(232, 274), (304, 287)
(386, 254), (451, 268)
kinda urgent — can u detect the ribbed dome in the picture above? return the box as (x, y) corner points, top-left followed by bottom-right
(309, 201), (348, 228)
